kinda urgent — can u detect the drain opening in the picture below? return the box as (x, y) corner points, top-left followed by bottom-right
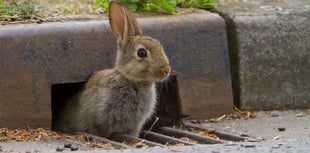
(144, 75), (183, 131)
(51, 82), (85, 129)
(51, 76), (249, 149)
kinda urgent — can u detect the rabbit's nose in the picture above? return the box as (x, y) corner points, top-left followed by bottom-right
(163, 67), (171, 76)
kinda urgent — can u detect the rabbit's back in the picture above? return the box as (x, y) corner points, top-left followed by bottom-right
(54, 69), (157, 137)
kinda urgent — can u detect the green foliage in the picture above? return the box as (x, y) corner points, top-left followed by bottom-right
(92, 0), (217, 14)
(178, 0), (217, 9)
(0, 0), (217, 21)
(0, 0), (41, 18)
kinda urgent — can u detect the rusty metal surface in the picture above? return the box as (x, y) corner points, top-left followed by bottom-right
(158, 126), (225, 144)
(80, 120), (248, 149)
(182, 120), (245, 141)
(110, 133), (165, 147)
(141, 130), (196, 146)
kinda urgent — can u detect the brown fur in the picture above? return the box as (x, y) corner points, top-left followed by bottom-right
(53, 1), (170, 138)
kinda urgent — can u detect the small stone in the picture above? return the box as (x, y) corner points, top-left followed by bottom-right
(36, 19), (44, 24)
(64, 143), (72, 148)
(56, 148), (64, 152)
(33, 150), (41, 153)
(241, 144), (256, 148)
(135, 144), (144, 148)
(278, 127), (286, 131)
(271, 113), (279, 117)
(70, 147), (78, 151)
(256, 137), (264, 141)
(286, 145), (292, 149)
(272, 144), (281, 149)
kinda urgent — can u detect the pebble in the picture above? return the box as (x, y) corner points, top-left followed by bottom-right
(241, 144), (256, 148)
(271, 113), (279, 117)
(278, 127), (286, 131)
(64, 143), (72, 148)
(70, 147), (79, 151)
(56, 147), (64, 152)
(272, 144), (281, 149)
(135, 144), (144, 148)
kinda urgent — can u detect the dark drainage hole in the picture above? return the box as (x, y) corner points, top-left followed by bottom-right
(51, 75), (182, 132)
(51, 82), (86, 129)
(50, 77), (248, 148)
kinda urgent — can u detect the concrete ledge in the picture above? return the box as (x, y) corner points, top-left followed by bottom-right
(0, 11), (233, 129)
(218, 0), (310, 110)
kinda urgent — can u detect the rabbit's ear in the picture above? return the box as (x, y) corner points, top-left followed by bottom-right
(109, 1), (142, 43)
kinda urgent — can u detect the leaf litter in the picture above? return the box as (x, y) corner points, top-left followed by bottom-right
(0, 127), (114, 149)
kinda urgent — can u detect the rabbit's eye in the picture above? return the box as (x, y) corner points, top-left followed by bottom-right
(137, 48), (147, 58)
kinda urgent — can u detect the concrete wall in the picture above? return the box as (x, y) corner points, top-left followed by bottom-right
(218, 0), (310, 110)
(0, 12), (233, 129)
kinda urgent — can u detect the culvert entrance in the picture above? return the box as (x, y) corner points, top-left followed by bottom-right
(50, 76), (250, 150)
(51, 82), (85, 129)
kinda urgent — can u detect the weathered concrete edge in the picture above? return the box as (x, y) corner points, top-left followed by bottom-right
(0, 11), (233, 129)
(215, 1), (310, 110)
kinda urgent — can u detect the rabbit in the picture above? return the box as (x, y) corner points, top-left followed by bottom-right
(53, 1), (170, 138)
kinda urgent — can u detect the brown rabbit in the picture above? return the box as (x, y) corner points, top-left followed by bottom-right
(53, 1), (170, 138)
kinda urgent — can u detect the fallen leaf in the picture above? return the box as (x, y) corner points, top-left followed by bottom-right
(0, 128), (114, 149)
(209, 115), (227, 123)
(198, 130), (219, 139)
(296, 113), (304, 117)
(190, 119), (201, 124)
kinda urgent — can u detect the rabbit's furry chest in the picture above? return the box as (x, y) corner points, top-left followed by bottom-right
(84, 70), (157, 118)
(58, 69), (157, 137)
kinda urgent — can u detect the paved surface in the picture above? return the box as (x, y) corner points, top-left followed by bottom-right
(1, 110), (309, 153)
(204, 109), (310, 140)
(217, 0), (310, 110)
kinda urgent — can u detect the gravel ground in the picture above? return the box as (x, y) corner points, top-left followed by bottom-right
(1, 138), (309, 153)
(1, 110), (309, 153)
(204, 109), (310, 140)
